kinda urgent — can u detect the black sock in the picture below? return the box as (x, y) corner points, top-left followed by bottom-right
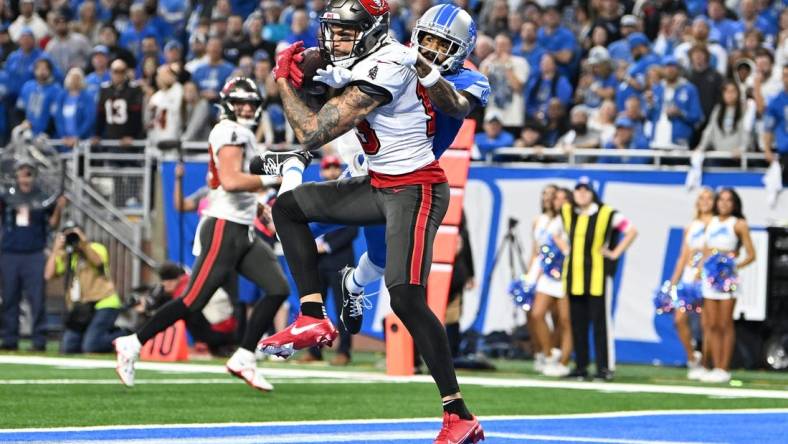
(301, 302), (325, 319)
(240, 293), (289, 351)
(137, 299), (188, 343)
(443, 398), (473, 420)
(389, 285), (460, 397)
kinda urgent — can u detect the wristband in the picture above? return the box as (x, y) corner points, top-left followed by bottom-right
(260, 176), (279, 187)
(419, 67), (441, 88)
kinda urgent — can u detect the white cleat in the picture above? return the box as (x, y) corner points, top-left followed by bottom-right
(687, 366), (708, 381)
(226, 348), (274, 392)
(114, 335), (141, 387)
(700, 368), (731, 384)
(542, 362), (571, 377)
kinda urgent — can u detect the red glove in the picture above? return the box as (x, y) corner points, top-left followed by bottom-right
(274, 41), (305, 88)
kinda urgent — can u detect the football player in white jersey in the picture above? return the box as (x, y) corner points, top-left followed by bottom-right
(114, 77), (291, 393)
(256, 1), (484, 442)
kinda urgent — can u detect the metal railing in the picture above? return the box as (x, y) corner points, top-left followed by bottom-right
(62, 140), (157, 296)
(489, 147), (770, 170)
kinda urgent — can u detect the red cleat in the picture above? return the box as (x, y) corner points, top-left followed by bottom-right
(434, 413), (485, 444)
(257, 313), (338, 358)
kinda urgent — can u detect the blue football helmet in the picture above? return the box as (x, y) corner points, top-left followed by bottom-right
(411, 4), (477, 73)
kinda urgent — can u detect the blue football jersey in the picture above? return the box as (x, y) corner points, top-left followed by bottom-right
(432, 68), (490, 158)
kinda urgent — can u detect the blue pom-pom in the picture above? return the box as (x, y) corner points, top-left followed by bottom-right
(703, 253), (739, 293)
(653, 280), (676, 314)
(539, 238), (564, 280)
(509, 278), (536, 311)
(676, 281), (703, 312)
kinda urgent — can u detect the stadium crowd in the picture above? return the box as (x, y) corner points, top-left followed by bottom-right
(0, 0), (784, 167)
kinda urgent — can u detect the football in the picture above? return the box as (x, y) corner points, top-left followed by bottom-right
(298, 47), (329, 97)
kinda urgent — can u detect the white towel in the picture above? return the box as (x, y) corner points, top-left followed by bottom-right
(763, 160), (783, 209)
(685, 150), (704, 190)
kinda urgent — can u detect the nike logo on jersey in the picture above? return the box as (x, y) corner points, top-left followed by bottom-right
(290, 323), (323, 335)
(391, 187), (406, 193)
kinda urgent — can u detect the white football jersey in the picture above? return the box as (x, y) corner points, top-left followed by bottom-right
(348, 40), (435, 176)
(201, 119), (261, 226)
(147, 83), (183, 145)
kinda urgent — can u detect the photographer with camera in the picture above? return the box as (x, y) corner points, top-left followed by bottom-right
(1, 158), (66, 351)
(44, 222), (123, 354)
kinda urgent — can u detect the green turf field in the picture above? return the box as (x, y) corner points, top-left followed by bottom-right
(1, 350), (787, 430)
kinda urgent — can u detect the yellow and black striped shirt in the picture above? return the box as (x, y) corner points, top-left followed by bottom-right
(561, 203), (617, 297)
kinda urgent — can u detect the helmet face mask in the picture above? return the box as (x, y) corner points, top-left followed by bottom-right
(318, 0), (390, 69)
(220, 77), (263, 129)
(411, 4), (476, 73)
(415, 30), (461, 70)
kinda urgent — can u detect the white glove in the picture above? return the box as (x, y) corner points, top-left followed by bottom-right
(398, 45), (419, 68)
(313, 65), (353, 89)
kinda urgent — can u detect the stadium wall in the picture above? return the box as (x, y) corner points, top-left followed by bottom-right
(161, 162), (787, 366)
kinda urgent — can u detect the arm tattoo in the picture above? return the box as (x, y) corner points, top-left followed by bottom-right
(425, 77), (471, 120)
(414, 56), (471, 120)
(279, 81), (381, 150)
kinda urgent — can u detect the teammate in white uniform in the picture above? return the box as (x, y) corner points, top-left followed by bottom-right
(114, 78), (291, 393)
(700, 188), (755, 383)
(669, 188), (714, 380)
(255, 1), (484, 441)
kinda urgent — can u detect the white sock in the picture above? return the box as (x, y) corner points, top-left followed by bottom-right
(347, 252), (385, 293)
(234, 347), (256, 362)
(279, 158), (305, 194)
(129, 334), (142, 350)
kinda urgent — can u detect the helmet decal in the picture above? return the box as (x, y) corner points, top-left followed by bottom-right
(359, 0), (389, 16)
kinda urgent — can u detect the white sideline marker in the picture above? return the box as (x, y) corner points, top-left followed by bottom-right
(1, 355), (788, 399)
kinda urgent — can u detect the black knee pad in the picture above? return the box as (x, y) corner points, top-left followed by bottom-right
(388, 284), (427, 318)
(273, 191), (308, 224)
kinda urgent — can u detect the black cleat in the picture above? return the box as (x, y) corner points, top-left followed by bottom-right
(339, 266), (367, 335)
(593, 369), (615, 382)
(563, 368), (589, 381)
(250, 150), (313, 176)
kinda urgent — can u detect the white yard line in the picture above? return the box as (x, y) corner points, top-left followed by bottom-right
(2, 409), (787, 435)
(0, 378), (377, 385)
(0, 431), (721, 444)
(1, 355), (787, 399)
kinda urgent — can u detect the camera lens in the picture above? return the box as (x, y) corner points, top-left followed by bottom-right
(65, 232), (80, 246)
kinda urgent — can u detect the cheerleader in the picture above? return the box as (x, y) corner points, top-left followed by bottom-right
(527, 185), (572, 376)
(700, 188), (755, 383)
(668, 188), (714, 379)
(527, 184), (557, 372)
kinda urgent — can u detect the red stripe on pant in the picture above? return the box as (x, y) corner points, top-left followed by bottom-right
(409, 185), (433, 286)
(182, 219), (226, 307)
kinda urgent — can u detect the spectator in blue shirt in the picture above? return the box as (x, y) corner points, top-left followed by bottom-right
(576, 46), (617, 109)
(537, 6), (579, 79)
(5, 28), (40, 105)
(475, 113), (515, 159)
(0, 69), (9, 144)
(192, 37), (234, 101)
(263, 3), (289, 43)
(526, 53), (573, 121)
(600, 117), (651, 164)
(55, 68), (96, 149)
(763, 65), (788, 182)
(284, 9), (317, 48)
(646, 55), (703, 149)
(738, 0), (777, 45)
(16, 58), (63, 136)
(515, 20), (546, 78)
(85, 45), (110, 101)
(706, 0), (742, 50)
(607, 14), (639, 64)
(616, 32), (660, 111)
(119, 3), (159, 59)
